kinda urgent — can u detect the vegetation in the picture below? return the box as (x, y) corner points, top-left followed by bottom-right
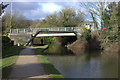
(35, 48), (65, 79)
(81, 28), (91, 41)
(31, 7), (85, 28)
(0, 2), (9, 16)
(79, 2), (106, 30)
(78, 2), (119, 51)
(2, 35), (25, 79)
(2, 35), (11, 49)
(97, 2), (119, 50)
(2, 10), (32, 34)
(101, 2), (119, 42)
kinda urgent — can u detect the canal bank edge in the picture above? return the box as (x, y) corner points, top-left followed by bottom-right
(35, 48), (65, 79)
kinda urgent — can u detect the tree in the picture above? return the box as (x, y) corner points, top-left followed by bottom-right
(45, 13), (58, 27)
(2, 11), (11, 33)
(36, 7), (85, 28)
(108, 2), (119, 42)
(79, 2), (109, 30)
(116, 1), (120, 40)
(58, 7), (85, 27)
(31, 20), (42, 28)
(100, 2), (119, 42)
(0, 2), (9, 16)
(103, 2), (117, 27)
(2, 10), (30, 34)
(44, 8), (85, 27)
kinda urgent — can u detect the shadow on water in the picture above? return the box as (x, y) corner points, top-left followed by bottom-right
(84, 52), (101, 62)
(42, 44), (74, 56)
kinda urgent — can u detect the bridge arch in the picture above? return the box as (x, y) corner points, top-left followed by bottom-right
(26, 31), (78, 46)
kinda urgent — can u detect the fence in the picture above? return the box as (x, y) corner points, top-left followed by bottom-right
(10, 27), (81, 34)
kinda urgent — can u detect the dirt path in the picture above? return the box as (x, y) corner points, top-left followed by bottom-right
(9, 47), (50, 79)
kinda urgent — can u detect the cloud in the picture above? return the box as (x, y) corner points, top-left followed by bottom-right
(24, 3), (63, 20)
(40, 3), (63, 13)
(3, 2), (89, 20)
(5, 2), (40, 11)
(4, 2), (64, 20)
(24, 8), (45, 20)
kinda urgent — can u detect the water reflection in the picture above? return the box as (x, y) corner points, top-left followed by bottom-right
(43, 44), (118, 78)
(43, 44), (74, 55)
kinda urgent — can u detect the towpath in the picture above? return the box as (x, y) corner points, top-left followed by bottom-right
(9, 47), (50, 79)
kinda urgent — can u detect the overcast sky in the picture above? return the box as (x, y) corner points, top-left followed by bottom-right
(3, 2), (91, 20)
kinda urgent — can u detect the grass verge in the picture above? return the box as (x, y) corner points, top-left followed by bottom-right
(35, 48), (65, 79)
(2, 46), (24, 79)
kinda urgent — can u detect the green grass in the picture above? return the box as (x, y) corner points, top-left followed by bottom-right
(2, 46), (24, 79)
(35, 48), (65, 79)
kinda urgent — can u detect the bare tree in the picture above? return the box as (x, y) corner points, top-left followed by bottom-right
(79, 1), (109, 30)
(2, 10), (30, 34)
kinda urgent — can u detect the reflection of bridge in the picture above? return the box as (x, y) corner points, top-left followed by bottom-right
(9, 27), (82, 46)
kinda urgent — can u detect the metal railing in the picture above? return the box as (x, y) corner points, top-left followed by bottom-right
(10, 27), (81, 34)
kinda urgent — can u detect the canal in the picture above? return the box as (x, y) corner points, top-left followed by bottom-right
(43, 44), (118, 78)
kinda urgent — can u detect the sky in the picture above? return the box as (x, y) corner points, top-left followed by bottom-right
(2, 0), (119, 21)
(3, 2), (90, 20)
(1, 0), (119, 29)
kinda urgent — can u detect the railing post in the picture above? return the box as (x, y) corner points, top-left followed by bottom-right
(17, 29), (19, 33)
(24, 29), (26, 33)
(50, 28), (52, 31)
(51, 28), (53, 31)
(10, 29), (12, 33)
(72, 27), (74, 31)
(74, 27), (76, 31)
(65, 27), (66, 31)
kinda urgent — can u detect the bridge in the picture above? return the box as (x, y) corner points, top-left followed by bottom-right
(10, 27), (81, 35)
(9, 27), (85, 46)
(9, 27), (82, 37)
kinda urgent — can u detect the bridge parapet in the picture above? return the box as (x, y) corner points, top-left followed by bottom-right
(10, 27), (81, 34)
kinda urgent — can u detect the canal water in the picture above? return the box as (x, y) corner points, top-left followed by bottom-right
(43, 44), (118, 78)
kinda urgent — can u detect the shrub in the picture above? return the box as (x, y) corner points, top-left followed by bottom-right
(2, 35), (11, 48)
(81, 29), (91, 41)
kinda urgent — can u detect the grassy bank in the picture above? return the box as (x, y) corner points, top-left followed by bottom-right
(2, 46), (24, 79)
(35, 48), (65, 79)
